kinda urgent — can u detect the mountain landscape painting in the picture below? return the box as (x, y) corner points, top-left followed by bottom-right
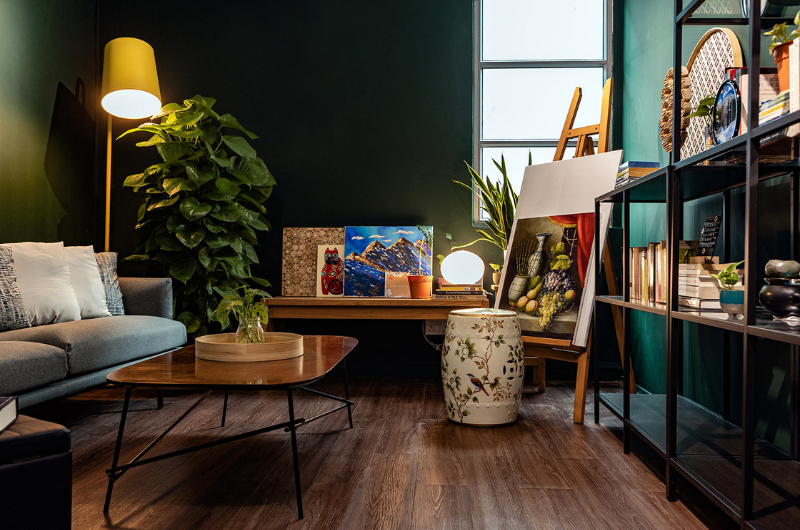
(344, 226), (433, 297)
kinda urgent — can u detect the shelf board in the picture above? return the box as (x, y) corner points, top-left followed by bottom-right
(596, 167), (667, 203)
(673, 456), (800, 530)
(748, 312), (800, 346)
(594, 296), (666, 315)
(600, 393), (784, 459)
(672, 308), (745, 332)
(675, 136), (747, 171)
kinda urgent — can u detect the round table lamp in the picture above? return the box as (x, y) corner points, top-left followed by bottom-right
(101, 37), (161, 119)
(440, 250), (485, 285)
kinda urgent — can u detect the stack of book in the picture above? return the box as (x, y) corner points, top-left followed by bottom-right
(432, 283), (487, 300)
(759, 90), (790, 126)
(629, 242), (668, 303)
(678, 262), (743, 310)
(615, 161), (660, 189)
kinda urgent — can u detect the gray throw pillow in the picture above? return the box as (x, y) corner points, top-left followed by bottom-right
(0, 246), (31, 331)
(94, 252), (124, 316)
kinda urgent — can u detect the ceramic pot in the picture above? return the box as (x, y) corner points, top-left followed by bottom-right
(441, 308), (524, 425)
(508, 275), (530, 304)
(719, 290), (745, 320)
(773, 41), (792, 93)
(527, 232), (552, 280)
(408, 275), (433, 299)
(759, 284), (800, 325)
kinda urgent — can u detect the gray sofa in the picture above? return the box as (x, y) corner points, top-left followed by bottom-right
(0, 277), (187, 409)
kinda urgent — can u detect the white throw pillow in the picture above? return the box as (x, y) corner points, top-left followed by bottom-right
(5, 242), (82, 326)
(64, 246), (111, 319)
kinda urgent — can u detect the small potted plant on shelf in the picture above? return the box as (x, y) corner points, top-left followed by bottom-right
(711, 260), (744, 320)
(764, 12), (800, 92)
(210, 285), (271, 343)
(409, 225), (434, 299)
(685, 93), (717, 150)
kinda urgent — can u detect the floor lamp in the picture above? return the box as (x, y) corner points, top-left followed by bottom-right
(100, 37), (161, 252)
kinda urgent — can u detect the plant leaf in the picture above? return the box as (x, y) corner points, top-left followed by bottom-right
(180, 197), (212, 220)
(219, 113), (258, 139)
(221, 135), (257, 158)
(206, 178), (240, 201)
(176, 225), (206, 248)
(170, 255), (198, 284)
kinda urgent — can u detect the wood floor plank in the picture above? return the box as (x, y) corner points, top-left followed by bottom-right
(23, 377), (709, 530)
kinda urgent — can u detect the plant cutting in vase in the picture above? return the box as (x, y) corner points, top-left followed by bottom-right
(120, 95), (275, 337)
(712, 260), (745, 319)
(210, 285), (270, 344)
(685, 93), (717, 147)
(409, 225), (434, 299)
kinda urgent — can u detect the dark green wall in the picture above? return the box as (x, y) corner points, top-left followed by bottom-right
(621, 0), (793, 450)
(100, 0), (484, 376)
(0, 0), (98, 244)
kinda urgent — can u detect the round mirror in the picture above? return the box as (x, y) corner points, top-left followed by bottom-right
(711, 80), (741, 146)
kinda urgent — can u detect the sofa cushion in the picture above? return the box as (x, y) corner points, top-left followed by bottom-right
(0, 316), (186, 376)
(0, 342), (68, 395)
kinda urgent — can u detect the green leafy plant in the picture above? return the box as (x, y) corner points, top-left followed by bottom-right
(416, 224), (434, 276)
(764, 12), (800, 53)
(453, 152), (526, 260)
(120, 95), (275, 336)
(711, 260), (744, 290)
(210, 285), (270, 343)
(685, 94), (717, 131)
(436, 232), (455, 265)
(489, 263), (502, 273)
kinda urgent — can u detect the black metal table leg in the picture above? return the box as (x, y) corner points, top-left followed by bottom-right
(221, 390), (229, 427)
(157, 389), (164, 409)
(104, 387), (132, 513)
(286, 388), (303, 519)
(342, 359), (353, 429)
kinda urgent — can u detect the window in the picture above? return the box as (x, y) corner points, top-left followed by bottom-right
(473, 0), (611, 222)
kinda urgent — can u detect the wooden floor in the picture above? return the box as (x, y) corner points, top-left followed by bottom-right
(28, 377), (709, 530)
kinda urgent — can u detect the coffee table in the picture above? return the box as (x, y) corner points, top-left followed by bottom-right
(103, 335), (358, 519)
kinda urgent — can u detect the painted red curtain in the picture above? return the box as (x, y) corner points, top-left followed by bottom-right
(547, 213), (594, 287)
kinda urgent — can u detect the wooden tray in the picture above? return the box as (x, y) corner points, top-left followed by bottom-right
(195, 333), (304, 362)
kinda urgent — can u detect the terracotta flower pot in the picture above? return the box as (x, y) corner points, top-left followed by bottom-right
(773, 41), (792, 93)
(408, 275), (433, 299)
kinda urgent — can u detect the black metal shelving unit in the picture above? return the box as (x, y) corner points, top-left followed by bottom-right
(593, 2), (800, 529)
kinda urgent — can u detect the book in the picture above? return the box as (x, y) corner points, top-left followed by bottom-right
(618, 161), (660, 171)
(678, 296), (722, 310)
(0, 396), (18, 435)
(739, 73), (781, 134)
(437, 285), (483, 291)
(679, 284), (743, 298)
(432, 292), (487, 300)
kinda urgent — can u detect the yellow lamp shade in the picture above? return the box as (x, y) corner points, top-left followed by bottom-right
(101, 37), (161, 119)
(440, 251), (485, 285)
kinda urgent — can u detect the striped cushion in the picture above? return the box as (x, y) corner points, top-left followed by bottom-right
(0, 246), (31, 331)
(94, 252), (124, 316)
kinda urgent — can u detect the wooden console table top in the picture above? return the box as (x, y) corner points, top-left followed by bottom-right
(263, 296), (490, 321)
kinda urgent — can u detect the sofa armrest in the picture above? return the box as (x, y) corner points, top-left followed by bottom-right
(118, 277), (173, 319)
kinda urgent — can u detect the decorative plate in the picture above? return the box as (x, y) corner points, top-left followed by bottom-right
(711, 80), (741, 145)
(680, 28), (743, 160)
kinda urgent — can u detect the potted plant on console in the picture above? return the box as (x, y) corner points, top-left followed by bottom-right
(120, 95), (275, 337)
(712, 260), (744, 320)
(409, 225), (434, 299)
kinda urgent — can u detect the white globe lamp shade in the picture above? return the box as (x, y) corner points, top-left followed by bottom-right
(441, 251), (485, 285)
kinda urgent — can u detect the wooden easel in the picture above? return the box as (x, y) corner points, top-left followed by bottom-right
(523, 78), (633, 424)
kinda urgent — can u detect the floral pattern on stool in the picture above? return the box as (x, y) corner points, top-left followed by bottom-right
(442, 308), (524, 425)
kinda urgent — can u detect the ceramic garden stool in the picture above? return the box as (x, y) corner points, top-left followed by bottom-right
(441, 308), (525, 426)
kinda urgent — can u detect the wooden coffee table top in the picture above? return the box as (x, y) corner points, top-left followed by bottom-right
(107, 335), (358, 390)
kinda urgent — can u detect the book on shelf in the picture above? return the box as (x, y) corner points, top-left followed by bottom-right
(0, 396), (18, 435)
(678, 296), (722, 310)
(614, 162), (659, 189)
(437, 283), (483, 291)
(679, 284), (743, 298)
(628, 241), (667, 303)
(432, 291), (487, 300)
(759, 91), (790, 125)
(739, 72), (781, 134)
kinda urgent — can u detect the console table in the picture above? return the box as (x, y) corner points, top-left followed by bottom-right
(263, 297), (490, 327)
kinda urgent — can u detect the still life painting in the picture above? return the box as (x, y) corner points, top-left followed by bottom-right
(343, 226), (433, 297)
(498, 216), (593, 340)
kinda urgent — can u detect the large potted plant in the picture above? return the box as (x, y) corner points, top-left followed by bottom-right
(121, 95), (275, 336)
(453, 153), (522, 274)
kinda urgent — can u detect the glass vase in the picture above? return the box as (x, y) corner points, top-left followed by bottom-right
(236, 317), (265, 344)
